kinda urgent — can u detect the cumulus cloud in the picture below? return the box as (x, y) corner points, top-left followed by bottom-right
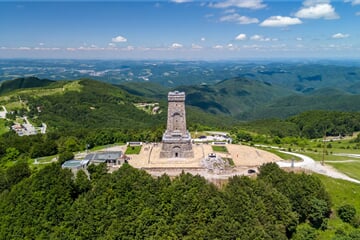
(220, 13), (259, 24)
(295, 3), (339, 19)
(296, 37), (303, 41)
(235, 33), (247, 40)
(170, 43), (183, 49)
(211, 0), (266, 9)
(201, 37), (206, 41)
(112, 35), (127, 43)
(260, 16), (302, 27)
(332, 33), (350, 39)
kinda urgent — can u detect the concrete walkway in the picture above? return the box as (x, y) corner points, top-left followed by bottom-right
(276, 151), (360, 184)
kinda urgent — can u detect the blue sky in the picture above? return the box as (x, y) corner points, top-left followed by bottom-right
(0, 0), (359, 60)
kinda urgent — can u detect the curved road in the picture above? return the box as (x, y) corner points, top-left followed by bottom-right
(276, 151), (360, 184)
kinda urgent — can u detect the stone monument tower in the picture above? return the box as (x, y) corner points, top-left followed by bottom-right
(160, 91), (194, 158)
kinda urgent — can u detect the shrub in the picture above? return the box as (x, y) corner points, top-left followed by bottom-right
(337, 204), (356, 223)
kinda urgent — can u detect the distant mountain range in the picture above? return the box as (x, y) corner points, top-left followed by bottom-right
(1, 59), (360, 121)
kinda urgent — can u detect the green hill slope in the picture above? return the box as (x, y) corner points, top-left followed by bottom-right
(1, 78), (236, 134)
(175, 77), (292, 117)
(244, 88), (360, 120)
(0, 77), (55, 95)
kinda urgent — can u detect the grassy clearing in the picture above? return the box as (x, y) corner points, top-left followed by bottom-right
(35, 155), (57, 163)
(223, 158), (234, 166)
(326, 161), (360, 181)
(0, 81), (83, 110)
(212, 145), (228, 153)
(316, 174), (360, 239)
(88, 143), (125, 152)
(262, 148), (302, 161)
(125, 145), (142, 155)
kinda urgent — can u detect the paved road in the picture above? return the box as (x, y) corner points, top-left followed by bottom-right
(276, 151), (360, 184)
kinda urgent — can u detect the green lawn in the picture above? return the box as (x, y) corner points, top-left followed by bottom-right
(263, 148), (302, 161)
(316, 174), (360, 239)
(89, 143), (125, 151)
(326, 161), (360, 181)
(125, 145), (142, 155)
(212, 145), (228, 153)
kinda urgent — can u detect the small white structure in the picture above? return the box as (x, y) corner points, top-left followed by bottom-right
(0, 106), (7, 119)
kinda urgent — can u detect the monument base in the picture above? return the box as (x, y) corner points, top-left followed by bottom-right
(160, 141), (194, 158)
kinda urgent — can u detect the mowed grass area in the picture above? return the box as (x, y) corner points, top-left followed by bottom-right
(125, 145), (142, 155)
(260, 148), (302, 161)
(316, 174), (360, 239)
(212, 145), (228, 153)
(326, 161), (360, 181)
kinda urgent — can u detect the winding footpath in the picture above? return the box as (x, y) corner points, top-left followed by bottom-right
(276, 151), (360, 184)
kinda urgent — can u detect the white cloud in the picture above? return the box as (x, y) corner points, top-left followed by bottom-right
(250, 34), (277, 42)
(201, 37), (206, 41)
(227, 43), (237, 50)
(303, 0), (330, 6)
(170, 43), (183, 49)
(235, 33), (247, 40)
(220, 13), (259, 24)
(211, 0), (266, 9)
(332, 33), (350, 39)
(192, 44), (203, 49)
(295, 3), (339, 19)
(18, 47), (31, 50)
(33, 47), (60, 51)
(213, 45), (224, 49)
(296, 37), (303, 41)
(108, 43), (116, 47)
(357, 11), (360, 16)
(39, 43), (45, 46)
(250, 35), (263, 41)
(112, 35), (127, 43)
(260, 16), (302, 27)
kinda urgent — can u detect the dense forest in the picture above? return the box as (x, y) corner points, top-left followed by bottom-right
(0, 162), (333, 239)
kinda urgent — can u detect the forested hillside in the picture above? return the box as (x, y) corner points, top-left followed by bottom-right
(119, 77), (360, 121)
(0, 78), (236, 162)
(0, 162), (331, 239)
